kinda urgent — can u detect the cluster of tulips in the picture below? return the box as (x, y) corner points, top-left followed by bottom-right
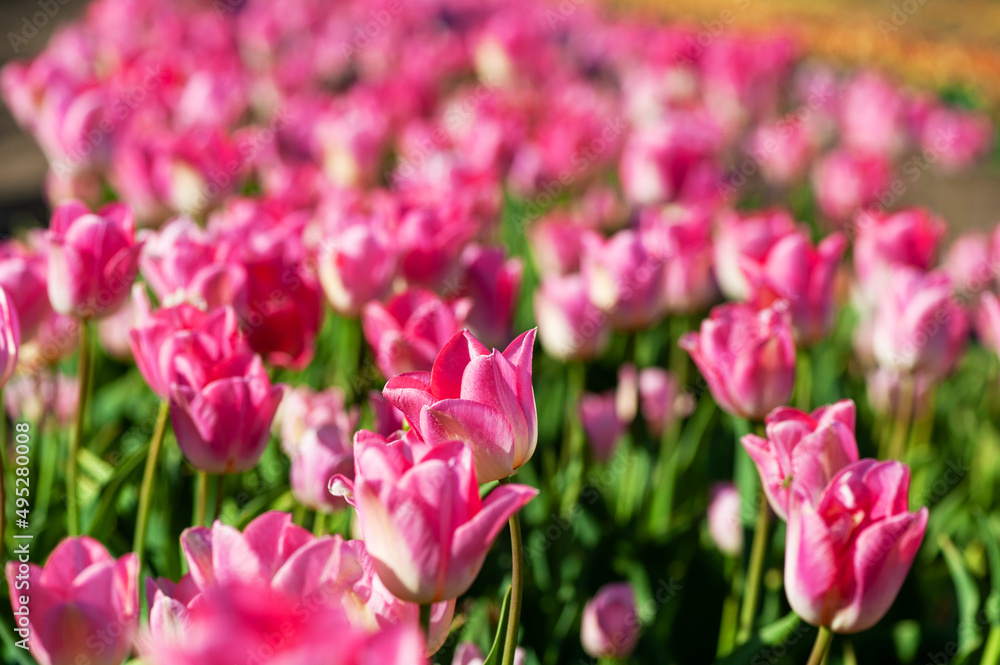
(1, 0), (999, 663)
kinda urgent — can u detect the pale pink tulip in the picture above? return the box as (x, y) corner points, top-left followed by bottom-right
(708, 482), (744, 556)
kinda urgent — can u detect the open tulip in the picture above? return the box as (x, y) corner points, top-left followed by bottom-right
(5, 536), (138, 665)
(580, 582), (641, 659)
(382, 328), (537, 483)
(330, 433), (537, 604)
(740, 400), (859, 520)
(785, 459), (928, 633)
(534, 273), (610, 362)
(169, 347), (283, 474)
(362, 288), (471, 379)
(47, 199), (143, 319)
(0, 286), (20, 389)
(679, 302), (796, 420)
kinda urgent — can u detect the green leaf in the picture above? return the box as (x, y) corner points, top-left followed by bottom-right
(483, 585), (513, 665)
(716, 612), (804, 665)
(940, 534), (983, 660)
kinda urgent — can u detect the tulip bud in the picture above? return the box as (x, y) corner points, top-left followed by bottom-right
(708, 482), (744, 556)
(712, 208), (797, 301)
(581, 229), (665, 331)
(534, 273), (610, 362)
(579, 391), (627, 463)
(679, 301), (796, 420)
(581, 582), (640, 659)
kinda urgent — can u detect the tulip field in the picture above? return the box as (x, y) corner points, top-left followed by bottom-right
(2, 0), (1000, 664)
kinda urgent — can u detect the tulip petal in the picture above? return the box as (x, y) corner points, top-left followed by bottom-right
(383, 371), (434, 436)
(429, 330), (489, 400)
(421, 399), (515, 483)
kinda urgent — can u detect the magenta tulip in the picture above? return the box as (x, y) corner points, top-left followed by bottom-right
(853, 208), (946, 307)
(581, 229), (665, 330)
(679, 302), (796, 420)
(0, 239), (50, 341)
(5, 537), (138, 665)
(708, 482), (744, 556)
(47, 200), (143, 319)
(362, 288), (471, 379)
(741, 400), (859, 521)
(579, 391), (627, 463)
(277, 386), (359, 513)
(383, 329), (537, 483)
(742, 230), (847, 345)
(331, 433), (537, 603)
(169, 347), (283, 474)
(580, 582), (641, 659)
(785, 459), (928, 633)
(457, 244), (523, 348)
(0, 286), (20, 389)
(534, 273), (610, 362)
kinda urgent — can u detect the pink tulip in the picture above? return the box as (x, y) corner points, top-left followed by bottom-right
(864, 368), (934, 421)
(785, 459), (928, 633)
(457, 245), (523, 349)
(129, 289), (245, 400)
(748, 118), (814, 185)
(383, 328), (537, 483)
(452, 642), (526, 665)
(5, 536), (138, 665)
(580, 582), (640, 659)
(871, 269), (968, 378)
(639, 205), (719, 314)
(145, 574), (200, 643)
(638, 367), (692, 439)
(943, 233), (995, 296)
(713, 208), (797, 301)
(527, 214), (588, 277)
(679, 302), (796, 420)
(579, 391), (627, 463)
(533, 273), (610, 362)
(169, 345), (283, 474)
(395, 206), (480, 291)
(0, 239), (50, 341)
(708, 482), (744, 556)
(362, 288), (471, 379)
(369, 390), (405, 438)
(740, 400), (859, 521)
(317, 215), (398, 317)
(144, 582), (426, 665)
(277, 386), (359, 513)
(977, 291), (1000, 356)
(742, 230), (847, 345)
(331, 433), (537, 603)
(4, 371), (78, 426)
(853, 207), (946, 307)
(0, 287), (20, 389)
(47, 200), (143, 319)
(838, 72), (909, 158)
(581, 229), (665, 331)
(917, 106), (994, 171)
(139, 217), (246, 310)
(811, 149), (892, 222)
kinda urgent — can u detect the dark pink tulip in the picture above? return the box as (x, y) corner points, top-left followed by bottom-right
(680, 302), (796, 420)
(742, 230), (847, 345)
(534, 273), (610, 362)
(128, 289), (245, 400)
(331, 433), (537, 603)
(144, 582), (426, 665)
(0, 239), (50, 341)
(871, 269), (968, 378)
(580, 582), (640, 659)
(362, 288), (471, 379)
(741, 400), (859, 521)
(277, 386), (359, 513)
(47, 200), (143, 319)
(0, 287), (19, 389)
(368, 390), (405, 439)
(713, 208), (797, 301)
(640, 204), (719, 314)
(395, 206), (480, 290)
(853, 208), (946, 306)
(579, 391), (627, 463)
(785, 459), (928, 633)
(638, 367), (692, 439)
(811, 149), (892, 222)
(139, 217), (246, 310)
(383, 329), (537, 482)
(581, 229), (665, 331)
(169, 347), (283, 474)
(457, 245), (523, 349)
(5, 537), (138, 665)
(708, 482), (744, 556)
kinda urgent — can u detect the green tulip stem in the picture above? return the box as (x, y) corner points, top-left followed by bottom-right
(134, 401), (170, 573)
(67, 319), (92, 536)
(501, 477), (525, 665)
(806, 626), (834, 665)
